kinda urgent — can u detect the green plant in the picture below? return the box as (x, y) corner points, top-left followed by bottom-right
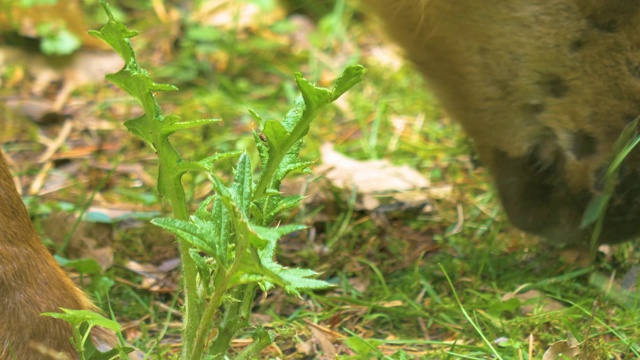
(42, 309), (132, 360)
(83, 1), (364, 358)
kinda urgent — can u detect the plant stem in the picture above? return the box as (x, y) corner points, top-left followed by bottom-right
(190, 243), (249, 359)
(190, 230), (258, 359)
(253, 107), (319, 200)
(156, 148), (201, 360)
(190, 266), (231, 359)
(208, 287), (250, 359)
(235, 328), (273, 360)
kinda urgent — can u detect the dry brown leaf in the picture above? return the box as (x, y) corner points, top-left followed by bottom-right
(348, 276), (369, 293)
(378, 300), (404, 308)
(3, 97), (55, 123)
(0, 46), (123, 111)
(191, 0), (285, 30)
(558, 248), (591, 267)
(295, 338), (314, 356)
(125, 259), (180, 292)
(43, 212), (115, 270)
(502, 289), (566, 315)
(318, 143), (432, 211)
(543, 338), (580, 360)
(309, 326), (337, 359)
(319, 143), (429, 193)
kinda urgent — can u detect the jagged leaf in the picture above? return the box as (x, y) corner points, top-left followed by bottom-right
(263, 195), (304, 225)
(162, 118), (220, 134)
(232, 154), (253, 216)
(152, 217), (218, 259)
(331, 64), (367, 100)
(42, 309), (121, 331)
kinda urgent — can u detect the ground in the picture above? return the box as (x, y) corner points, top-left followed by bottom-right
(1, 1), (639, 359)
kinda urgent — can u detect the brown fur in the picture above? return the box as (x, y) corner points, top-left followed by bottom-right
(365, 0), (640, 246)
(0, 151), (92, 359)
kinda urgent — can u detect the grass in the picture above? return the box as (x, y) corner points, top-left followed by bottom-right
(2, 0), (640, 358)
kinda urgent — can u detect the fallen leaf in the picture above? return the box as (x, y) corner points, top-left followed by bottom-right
(310, 325), (337, 359)
(501, 289), (566, 314)
(43, 211), (114, 270)
(295, 338), (314, 356)
(191, 0), (285, 30)
(378, 300), (404, 308)
(0, 46), (124, 111)
(125, 259), (180, 292)
(319, 143), (429, 193)
(348, 276), (370, 293)
(543, 339), (580, 360)
(318, 143), (433, 212)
